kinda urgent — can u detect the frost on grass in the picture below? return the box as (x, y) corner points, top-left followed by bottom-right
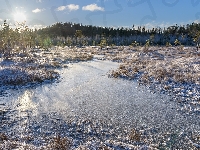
(0, 67), (58, 86)
(0, 107), (199, 149)
(0, 98), (140, 149)
(109, 47), (199, 84)
(0, 46), (199, 149)
(0, 47), (93, 88)
(0, 110), (152, 150)
(109, 46), (199, 113)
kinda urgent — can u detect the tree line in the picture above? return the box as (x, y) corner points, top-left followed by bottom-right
(0, 20), (200, 54)
(36, 22), (200, 47)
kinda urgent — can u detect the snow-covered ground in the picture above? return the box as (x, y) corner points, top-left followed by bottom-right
(0, 46), (199, 149)
(109, 46), (200, 115)
(0, 58), (199, 149)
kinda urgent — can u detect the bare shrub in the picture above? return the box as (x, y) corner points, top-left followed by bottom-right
(0, 133), (8, 141)
(129, 129), (141, 142)
(111, 70), (121, 78)
(47, 135), (72, 150)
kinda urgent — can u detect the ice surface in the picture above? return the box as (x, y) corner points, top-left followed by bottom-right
(0, 60), (199, 149)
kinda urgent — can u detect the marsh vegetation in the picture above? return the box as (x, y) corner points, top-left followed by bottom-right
(0, 21), (199, 149)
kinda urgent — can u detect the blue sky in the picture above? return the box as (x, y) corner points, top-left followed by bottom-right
(0, 0), (200, 29)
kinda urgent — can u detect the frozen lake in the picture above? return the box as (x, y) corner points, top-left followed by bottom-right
(0, 59), (199, 148)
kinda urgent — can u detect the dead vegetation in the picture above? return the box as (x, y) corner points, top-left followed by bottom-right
(108, 46), (199, 113)
(47, 135), (72, 150)
(110, 46), (199, 86)
(0, 46), (93, 87)
(129, 129), (141, 142)
(0, 46), (199, 149)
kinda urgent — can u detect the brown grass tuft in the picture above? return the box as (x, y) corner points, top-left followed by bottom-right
(129, 129), (141, 142)
(47, 135), (72, 150)
(0, 133), (8, 141)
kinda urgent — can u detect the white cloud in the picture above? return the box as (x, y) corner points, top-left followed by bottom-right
(56, 4), (79, 11)
(66, 4), (79, 11)
(32, 8), (45, 13)
(57, 6), (66, 11)
(82, 4), (104, 11)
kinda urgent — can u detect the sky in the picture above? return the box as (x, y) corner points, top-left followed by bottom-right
(0, 0), (200, 29)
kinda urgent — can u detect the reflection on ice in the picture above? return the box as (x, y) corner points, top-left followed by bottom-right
(16, 90), (37, 113)
(9, 91), (38, 138)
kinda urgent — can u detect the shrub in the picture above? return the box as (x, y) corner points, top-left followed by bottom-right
(129, 129), (141, 142)
(47, 135), (71, 150)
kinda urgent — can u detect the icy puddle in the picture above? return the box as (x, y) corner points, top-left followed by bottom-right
(0, 60), (199, 149)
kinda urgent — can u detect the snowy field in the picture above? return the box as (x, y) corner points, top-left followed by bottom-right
(0, 46), (199, 149)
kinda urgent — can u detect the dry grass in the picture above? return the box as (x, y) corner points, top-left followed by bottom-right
(0, 46), (199, 149)
(0, 132), (72, 150)
(0, 129), (145, 150)
(47, 48), (94, 62)
(0, 133), (8, 141)
(109, 46), (199, 107)
(47, 135), (72, 150)
(129, 129), (141, 142)
(0, 66), (59, 86)
(0, 47), (94, 87)
(110, 46), (200, 85)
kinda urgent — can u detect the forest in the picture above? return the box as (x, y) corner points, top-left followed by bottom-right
(1, 20), (200, 53)
(37, 21), (200, 46)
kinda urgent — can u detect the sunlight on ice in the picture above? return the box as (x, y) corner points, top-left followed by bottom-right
(17, 90), (37, 113)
